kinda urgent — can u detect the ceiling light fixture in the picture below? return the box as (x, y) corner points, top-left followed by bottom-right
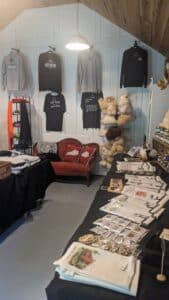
(65, 1), (90, 51)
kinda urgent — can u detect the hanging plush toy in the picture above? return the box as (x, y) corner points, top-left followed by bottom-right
(117, 95), (135, 126)
(157, 58), (169, 90)
(98, 94), (134, 169)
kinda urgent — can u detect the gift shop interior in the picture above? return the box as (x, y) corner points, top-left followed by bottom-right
(1, 1), (169, 300)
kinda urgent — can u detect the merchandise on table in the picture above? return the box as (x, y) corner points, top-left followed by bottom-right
(125, 174), (166, 185)
(79, 234), (98, 245)
(124, 175), (167, 191)
(99, 194), (166, 225)
(53, 242), (140, 296)
(0, 154), (40, 174)
(116, 161), (156, 174)
(155, 126), (169, 141)
(122, 185), (165, 201)
(107, 178), (124, 193)
(92, 215), (148, 244)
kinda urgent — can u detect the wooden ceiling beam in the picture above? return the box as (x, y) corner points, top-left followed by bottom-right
(0, 0), (168, 56)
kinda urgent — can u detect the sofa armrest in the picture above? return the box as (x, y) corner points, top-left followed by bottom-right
(85, 153), (97, 168)
(32, 143), (60, 161)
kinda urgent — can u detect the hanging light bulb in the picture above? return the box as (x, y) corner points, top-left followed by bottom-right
(65, 2), (90, 51)
(65, 34), (90, 50)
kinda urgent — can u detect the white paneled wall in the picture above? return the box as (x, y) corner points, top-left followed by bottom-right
(0, 3), (168, 173)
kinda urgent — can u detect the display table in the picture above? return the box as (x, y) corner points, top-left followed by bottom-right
(46, 154), (169, 300)
(0, 159), (54, 232)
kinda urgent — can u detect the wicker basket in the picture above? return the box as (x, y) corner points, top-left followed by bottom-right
(0, 162), (11, 180)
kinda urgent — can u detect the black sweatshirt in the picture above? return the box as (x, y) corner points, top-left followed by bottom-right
(120, 46), (148, 88)
(39, 51), (62, 92)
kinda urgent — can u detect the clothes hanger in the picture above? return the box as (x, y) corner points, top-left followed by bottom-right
(50, 91), (58, 96)
(48, 46), (56, 53)
(133, 41), (138, 48)
(133, 40), (140, 48)
(11, 48), (20, 53)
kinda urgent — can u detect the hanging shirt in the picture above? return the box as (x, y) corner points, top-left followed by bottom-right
(120, 46), (148, 88)
(81, 92), (103, 129)
(2, 51), (26, 92)
(77, 48), (102, 93)
(19, 102), (32, 148)
(39, 51), (62, 92)
(44, 93), (66, 131)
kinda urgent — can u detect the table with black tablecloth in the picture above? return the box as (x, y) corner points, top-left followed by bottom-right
(46, 155), (169, 300)
(0, 159), (54, 232)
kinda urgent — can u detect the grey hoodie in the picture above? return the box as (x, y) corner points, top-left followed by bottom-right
(77, 48), (102, 93)
(2, 50), (25, 92)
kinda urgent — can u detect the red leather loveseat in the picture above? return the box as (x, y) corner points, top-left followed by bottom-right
(51, 138), (98, 186)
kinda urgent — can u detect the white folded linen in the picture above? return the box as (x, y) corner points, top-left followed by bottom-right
(54, 242), (140, 296)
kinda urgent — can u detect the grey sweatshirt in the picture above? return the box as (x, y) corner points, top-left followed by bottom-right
(2, 51), (25, 92)
(77, 48), (102, 93)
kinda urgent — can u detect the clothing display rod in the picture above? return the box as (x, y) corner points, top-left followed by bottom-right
(147, 77), (154, 146)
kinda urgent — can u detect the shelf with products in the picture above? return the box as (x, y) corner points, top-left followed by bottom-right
(8, 97), (32, 154)
(152, 136), (169, 173)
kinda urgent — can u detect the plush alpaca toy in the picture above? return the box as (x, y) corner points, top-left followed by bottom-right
(157, 58), (169, 90)
(99, 96), (117, 128)
(98, 95), (134, 169)
(117, 95), (133, 115)
(117, 114), (134, 126)
(99, 143), (114, 169)
(159, 111), (169, 130)
(98, 96), (116, 114)
(110, 136), (125, 156)
(117, 95), (134, 126)
(99, 137), (125, 168)
(99, 125), (108, 137)
(101, 115), (117, 125)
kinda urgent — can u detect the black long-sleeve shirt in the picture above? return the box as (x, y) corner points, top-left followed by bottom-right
(120, 46), (148, 88)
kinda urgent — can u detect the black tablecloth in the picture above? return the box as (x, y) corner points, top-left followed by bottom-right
(46, 155), (169, 300)
(0, 159), (54, 231)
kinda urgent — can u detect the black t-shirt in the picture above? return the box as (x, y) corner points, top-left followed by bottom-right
(81, 92), (103, 129)
(44, 93), (66, 131)
(39, 52), (62, 92)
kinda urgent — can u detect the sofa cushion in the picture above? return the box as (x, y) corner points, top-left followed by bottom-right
(51, 161), (88, 176)
(63, 145), (82, 162)
(58, 138), (82, 160)
(79, 146), (96, 165)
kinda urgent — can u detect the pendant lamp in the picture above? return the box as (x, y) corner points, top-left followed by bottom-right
(65, 2), (90, 51)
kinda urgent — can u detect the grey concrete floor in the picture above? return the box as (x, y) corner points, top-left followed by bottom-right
(0, 177), (102, 300)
